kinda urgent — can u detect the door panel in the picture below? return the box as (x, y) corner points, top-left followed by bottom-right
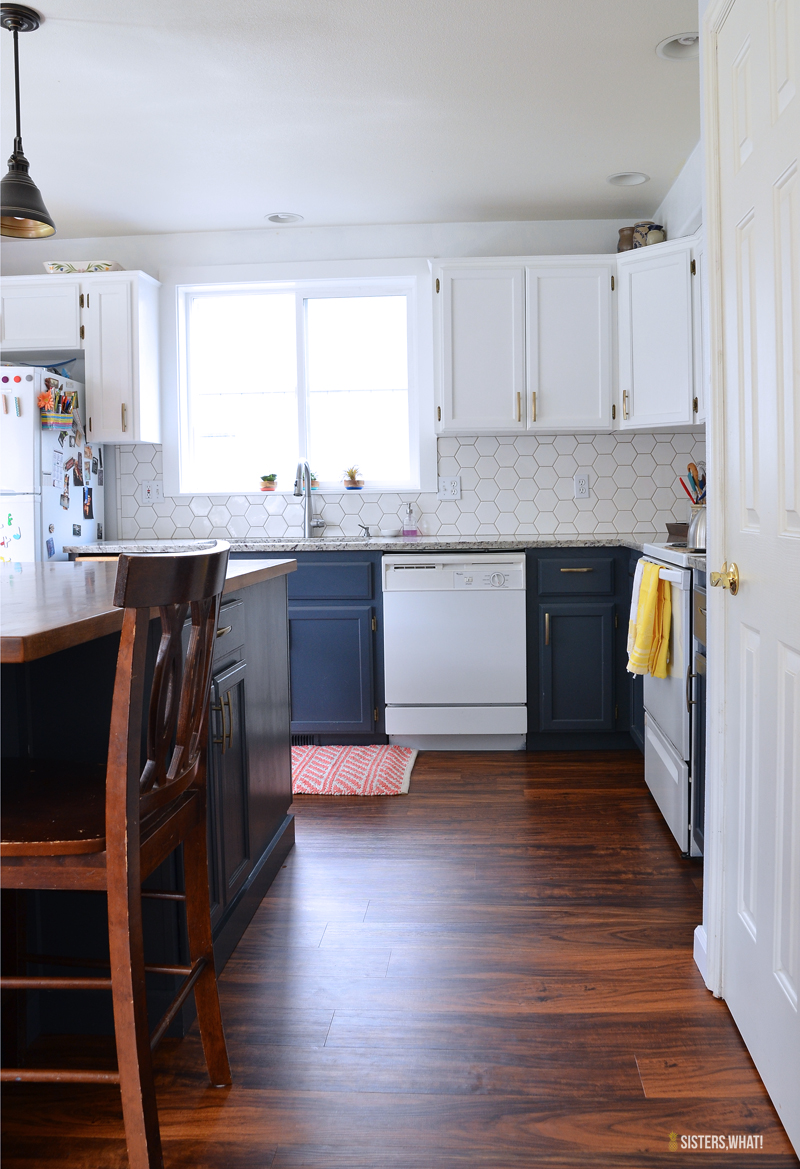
(525, 264), (613, 430)
(709, 0), (800, 1147)
(539, 602), (614, 731)
(438, 267), (525, 433)
(289, 605), (374, 733)
(210, 660), (251, 910)
(0, 282), (81, 349)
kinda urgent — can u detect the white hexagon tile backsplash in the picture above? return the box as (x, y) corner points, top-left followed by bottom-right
(114, 431), (706, 541)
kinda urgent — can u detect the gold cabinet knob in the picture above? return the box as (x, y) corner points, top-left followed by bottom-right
(710, 561), (739, 595)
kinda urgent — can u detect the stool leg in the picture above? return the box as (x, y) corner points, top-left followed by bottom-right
(183, 816), (231, 1087)
(108, 868), (164, 1169)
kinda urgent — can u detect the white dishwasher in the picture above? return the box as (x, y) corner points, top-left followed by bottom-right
(382, 553), (527, 750)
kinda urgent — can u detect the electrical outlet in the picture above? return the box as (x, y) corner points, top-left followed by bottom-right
(438, 476), (462, 500)
(141, 480), (164, 504)
(573, 473), (590, 499)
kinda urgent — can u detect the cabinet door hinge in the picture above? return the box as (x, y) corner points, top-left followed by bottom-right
(371, 616), (377, 632)
(86, 293), (90, 307)
(611, 274), (615, 291)
(612, 404), (616, 420)
(79, 293), (84, 309)
(79, 324), (85, 340)
(693, 396), (699, 413)
(88, 417), (92, 433)
(374, 707), (379, 723)
(690, 259), (696, 276)
(437, 406), (441, 422)
(435, 277), (440, 293)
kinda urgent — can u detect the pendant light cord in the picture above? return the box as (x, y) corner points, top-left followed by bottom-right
(12, 25), (22, 145)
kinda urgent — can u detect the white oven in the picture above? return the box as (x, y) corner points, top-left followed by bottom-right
(641, 543), (703, 855)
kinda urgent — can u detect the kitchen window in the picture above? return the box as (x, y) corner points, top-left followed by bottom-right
(175, 275), (430, 495)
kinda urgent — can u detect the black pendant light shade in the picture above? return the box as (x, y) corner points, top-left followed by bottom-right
(1, 4), (55, 238)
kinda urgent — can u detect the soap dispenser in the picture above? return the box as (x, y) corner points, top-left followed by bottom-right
(402, 501), (418, 540)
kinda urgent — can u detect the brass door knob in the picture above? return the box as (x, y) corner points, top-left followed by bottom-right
(710, 561), (739, 595)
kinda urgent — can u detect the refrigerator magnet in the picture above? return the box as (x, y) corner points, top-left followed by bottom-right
(72, 524), (81, 537)
(46, 537), (55, 558)
(83, 489), (93, 520)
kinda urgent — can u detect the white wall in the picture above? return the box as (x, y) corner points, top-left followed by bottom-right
(1, 218), (635, 280)
(653, 140), (703, 239)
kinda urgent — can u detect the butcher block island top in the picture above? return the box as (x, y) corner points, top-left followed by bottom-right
(0, 557), (297, 663)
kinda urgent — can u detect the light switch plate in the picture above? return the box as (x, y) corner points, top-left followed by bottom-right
(438, 476), (462, 500)
(573, 473), (590, 499)
(141, 480), (164, 504)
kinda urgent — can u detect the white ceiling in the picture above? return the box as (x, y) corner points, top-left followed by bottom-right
(0, 0), (700, 238)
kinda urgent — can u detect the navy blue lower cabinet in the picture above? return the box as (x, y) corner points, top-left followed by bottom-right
(289, 604), (375, 734)
(539, 602), (615, 732)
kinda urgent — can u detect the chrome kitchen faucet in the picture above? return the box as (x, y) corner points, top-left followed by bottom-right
(293, 461), (326, 538)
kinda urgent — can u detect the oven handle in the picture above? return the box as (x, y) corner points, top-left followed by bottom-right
(686, 667), (697, 712)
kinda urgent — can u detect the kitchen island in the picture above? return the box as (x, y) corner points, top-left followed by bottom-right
(1, 555), (296, 1045)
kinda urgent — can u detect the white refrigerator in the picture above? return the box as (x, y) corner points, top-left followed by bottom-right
(0, 365), (104, 562)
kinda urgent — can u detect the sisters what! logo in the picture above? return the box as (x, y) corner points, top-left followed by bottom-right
(668, 1131), (765, 1151)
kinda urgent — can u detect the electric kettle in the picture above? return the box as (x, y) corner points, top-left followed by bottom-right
(687, 506), (706, 552)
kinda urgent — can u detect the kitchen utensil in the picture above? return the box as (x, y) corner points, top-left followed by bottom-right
(679, 478), (696, 504)
(688, 462), (700, 487)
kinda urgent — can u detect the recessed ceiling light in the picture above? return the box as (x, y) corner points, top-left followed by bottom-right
(656, 33), (699, 61)
(266, 212), (304, 224)
(606, 172), (650, 187)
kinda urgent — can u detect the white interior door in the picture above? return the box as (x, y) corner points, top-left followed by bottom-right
(706, 0), (800, 1150)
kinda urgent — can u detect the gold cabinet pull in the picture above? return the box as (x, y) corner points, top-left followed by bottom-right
(544, 612), (550, 645)
(215, 625), (232, 639)
(560, 567), (593, 573)
(516, 391), (521, 422)
(531, 391), (537, 422)
(710, 561), (739, 595)
(211, 701), (226, 753)
(224, 692), (233, 749)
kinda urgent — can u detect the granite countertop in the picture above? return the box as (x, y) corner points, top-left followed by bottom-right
(64, 532), (661, 555)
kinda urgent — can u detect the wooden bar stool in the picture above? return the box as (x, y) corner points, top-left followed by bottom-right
(1, 545), (233, 1169)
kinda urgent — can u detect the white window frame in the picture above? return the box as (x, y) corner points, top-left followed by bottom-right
(161, 259), (436, 497)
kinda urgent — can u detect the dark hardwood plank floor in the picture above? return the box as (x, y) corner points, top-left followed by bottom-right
(3, 750), (798, 1168)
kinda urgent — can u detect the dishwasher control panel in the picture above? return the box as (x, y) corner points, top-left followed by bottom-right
(454, 569), (512, 589)
(383, 553), (525, 591)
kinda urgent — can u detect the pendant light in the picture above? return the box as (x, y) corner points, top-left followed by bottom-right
(1, 4), (54, 238)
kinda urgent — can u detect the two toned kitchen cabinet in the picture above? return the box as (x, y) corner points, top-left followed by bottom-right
(433, 234), (706, 436)
(0, 270), (160, 443)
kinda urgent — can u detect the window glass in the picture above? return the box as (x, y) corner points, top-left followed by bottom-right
(184, 293), (298, 494)
(306, 296), (411, 485)
(179, 283), (415, 494)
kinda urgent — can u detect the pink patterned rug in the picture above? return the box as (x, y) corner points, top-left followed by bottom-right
(291, 744), (417, 796)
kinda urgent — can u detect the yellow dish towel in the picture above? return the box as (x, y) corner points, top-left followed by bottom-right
(627, 561), (671, 678)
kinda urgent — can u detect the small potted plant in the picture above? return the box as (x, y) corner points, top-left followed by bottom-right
(310, 471), (320, 491)
(343, 465), (364, 490)
(260, 474), (278, 492)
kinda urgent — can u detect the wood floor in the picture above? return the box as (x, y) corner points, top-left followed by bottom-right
(3, 750), (798, 1167)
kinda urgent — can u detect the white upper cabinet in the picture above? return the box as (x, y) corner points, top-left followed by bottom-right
(0, 280), (81, 349)
(435, 264), (525, 434)
(0, 271), (160, 444)
(525, 261), (614, 431)
(616, 237), (695, 429)
(691, 236), (708, 425)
